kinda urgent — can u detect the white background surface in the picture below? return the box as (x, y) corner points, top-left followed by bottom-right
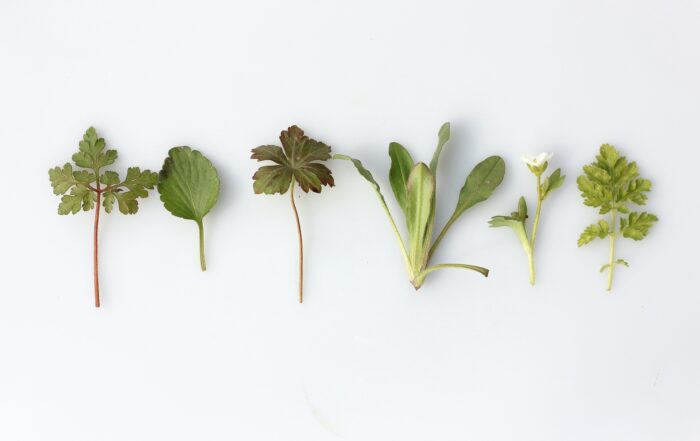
(1, 0), (699, 440)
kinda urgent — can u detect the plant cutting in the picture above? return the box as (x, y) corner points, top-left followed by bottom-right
(251, 125), (334, 303)
(335, 122), (505, 289)
(158, 146), (220, 271)
(49, 127), (158, 307)
(577, 144), (658, 290)
(489, 152), (565, 285)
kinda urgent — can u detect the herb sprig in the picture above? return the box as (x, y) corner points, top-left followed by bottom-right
(251, 126), (334, 303)
(336, 122), (505, 289)
(489, 153), (565, 285)
(49, 127), (157, 307)
(577, 144), (658, 290)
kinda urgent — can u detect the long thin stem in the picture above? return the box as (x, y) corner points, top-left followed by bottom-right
(289, 179), (303, 304)
(197, 220), (206, 271)
(93, 180), (101, 308)
(428, 214), (457, 260)
(421, 263), (490, 278)
(528, 174), (543, 286)
(530, 174), (543, 247)
(607, 209), (617, 291)
(413, 262), (490, 289)
(377, 194), (411, 275)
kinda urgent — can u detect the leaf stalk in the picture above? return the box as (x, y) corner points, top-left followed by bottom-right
(93, 180), (101, 308)
(607, 208), (617, 291)
(290, 179), (304, 303)
(197, 220), (206, 271)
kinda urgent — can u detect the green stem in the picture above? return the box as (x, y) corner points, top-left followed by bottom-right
(527, 251), (535, 286)
(607, 209), (617, 291)
(376, 190), (411, 277)
(197, 220), (206, 271)
(530, 174), (543, 247)
(421, 263), (489, 278)
(428, 214), (457, 260)
(413, 262), (490, 289)
(528, 174), (543, 286)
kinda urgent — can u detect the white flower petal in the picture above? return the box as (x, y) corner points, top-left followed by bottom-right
(535, 152), (553, 165)
(521, 154), (537, 166)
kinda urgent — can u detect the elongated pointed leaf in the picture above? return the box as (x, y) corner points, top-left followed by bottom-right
(405, 163), (435, 271)
(334, 153), (410, 266)
(451, 155), (505, 220)
(429, 122), (450, 175)
(388, 142), (414, 215)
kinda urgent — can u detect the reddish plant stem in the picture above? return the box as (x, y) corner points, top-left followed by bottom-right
(93, 182), (101, 308)
(289, 181), (303, 304)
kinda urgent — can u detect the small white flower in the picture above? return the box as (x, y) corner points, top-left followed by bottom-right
(520, 152), (553, 168)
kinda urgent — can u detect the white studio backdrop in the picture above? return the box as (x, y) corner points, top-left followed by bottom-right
(1, 1), (699, 440)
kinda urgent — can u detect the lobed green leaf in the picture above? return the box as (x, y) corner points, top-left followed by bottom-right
(620, 211), (658, 241)
(578, 219), (610, 246)
(251, 126), (334, 195)
(49, 163), (76, 195)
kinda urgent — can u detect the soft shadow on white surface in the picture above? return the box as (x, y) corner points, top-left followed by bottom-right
(0, 0), (699, 440)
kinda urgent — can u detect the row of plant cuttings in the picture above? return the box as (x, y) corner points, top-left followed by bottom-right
(49, 124), (658, 308)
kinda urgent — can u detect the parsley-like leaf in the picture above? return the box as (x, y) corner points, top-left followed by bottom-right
(577, 144), (657, 290)
(48, 127), (157, 307)
(621, 212), (658, 240)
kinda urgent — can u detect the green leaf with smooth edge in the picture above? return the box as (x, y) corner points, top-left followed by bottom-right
(489, 214), (531, 255)
(517, 196), (528, 220)
(542, 168), (565, 199)
(449, 155), (505, 222)
(388, 142), (414, 215)
(251, 126), (334, 195)
(405, 163), (435, 272)
(158, 147), (220, 222)
(490, 196), (531, 256)
(159, 147), (220, 271)
(334, 153), (410, 267)
(429, 122), (450, 175)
